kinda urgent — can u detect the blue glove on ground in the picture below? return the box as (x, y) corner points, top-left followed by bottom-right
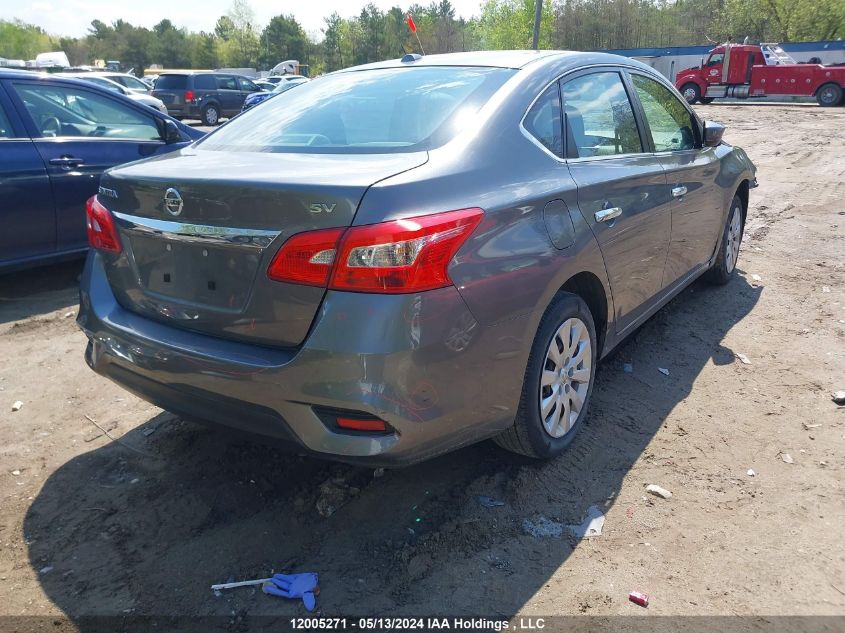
(262, 573), (319, 611)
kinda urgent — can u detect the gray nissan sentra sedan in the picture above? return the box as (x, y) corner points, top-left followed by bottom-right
(78, 50), (757, 465)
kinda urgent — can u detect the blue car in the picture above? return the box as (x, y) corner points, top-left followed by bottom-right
(241, 76), (308, 111)
(0, 69), (204, 271)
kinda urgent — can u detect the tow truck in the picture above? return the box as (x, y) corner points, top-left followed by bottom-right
(675, 43), (845, 107)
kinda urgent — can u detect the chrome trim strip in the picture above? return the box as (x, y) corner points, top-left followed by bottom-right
(112, 211), (281, 248)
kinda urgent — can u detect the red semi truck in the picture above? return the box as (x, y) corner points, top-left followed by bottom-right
(675, 43), (845, 107)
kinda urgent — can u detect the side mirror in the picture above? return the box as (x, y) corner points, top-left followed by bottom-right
(158, 118), (183, 144)
(703, 120), (725, 147)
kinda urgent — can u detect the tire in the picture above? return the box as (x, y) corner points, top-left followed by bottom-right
(680, 82), (701, 104)
(494, 294), (597, 459)
(700, 97), (715, 104)
(816, 82), (843, 107)
(705, 193), (744, 285)
(201, 103), (220, 125)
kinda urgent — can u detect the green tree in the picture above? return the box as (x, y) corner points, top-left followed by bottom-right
(260, 15), (308, 69)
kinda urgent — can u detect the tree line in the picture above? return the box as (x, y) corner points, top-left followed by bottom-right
(1, 0), (842, 76)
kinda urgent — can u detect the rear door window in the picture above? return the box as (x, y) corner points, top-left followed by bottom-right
(561, 71), (642, 158)
(154, 75), (187, 90)
(630, 74), (699, 151)
(523, 84), (563, 158)
(11, 82), (161, 140)
(194, 75), (217, 90)
(199, 66), (515, 154)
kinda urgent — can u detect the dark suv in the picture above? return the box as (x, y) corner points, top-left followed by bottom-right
(152, 72), (262, 125)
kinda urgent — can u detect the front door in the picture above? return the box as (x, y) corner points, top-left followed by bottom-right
(7, 80), (169, 253)
(562, 70), (672, 335)
(628, 72), (724, 286)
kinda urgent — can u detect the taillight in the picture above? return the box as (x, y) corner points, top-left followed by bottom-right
(333, 208), (482, 293)
(184, 89), (195, 103)
(85, 196), (121, 254)
(266, 227), (344, 286)
(267, 208), (483, 293)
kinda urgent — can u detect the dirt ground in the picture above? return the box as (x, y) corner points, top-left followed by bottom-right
(0, 103), (843, 630)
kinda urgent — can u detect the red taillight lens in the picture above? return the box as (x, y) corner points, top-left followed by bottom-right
(267, 209), (483, 293)
(86, 196), (121, 254)
(184, 90), (195, 103)
(267, 227), (344, 286)
(331, 208), (483, 293)
(336, 417), (388, 432)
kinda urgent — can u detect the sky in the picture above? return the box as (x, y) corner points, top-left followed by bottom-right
(0, 0), (486, 40)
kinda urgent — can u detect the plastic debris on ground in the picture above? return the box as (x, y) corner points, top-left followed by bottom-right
(780, 452), (794, 464)
(832, 391), (845, 406)
(211, 573), (319, 611)
(623, 363), (633, 374)
(566, 505), (605, 538)
(522, 516), (564, 538)
(736, 353), (752, 365)
(373, 467), (385, 478)
(315, 477), (359, 518)
(11, 401), (23, 411)
(751, 274), (762, 282)
(645, 484), (672, 499)
(658, 368), (670, 376)
(747, 469), (756, 477)
(11, 470), (20, 476)
(802, 422), (822, 430)
(629, 590), (649, 607)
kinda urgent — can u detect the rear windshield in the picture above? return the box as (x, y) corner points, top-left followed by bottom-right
(154, 75), (187, 90)
(198, 66), (515, 154)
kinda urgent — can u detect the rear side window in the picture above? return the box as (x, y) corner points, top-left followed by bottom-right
(523, 84), (562, 158)
(199, 66), (515, 154)
(631, 74), (699, 151)
(155, 75), (187, 90)
(216, 75), (238, 90)
(194, 75), (217, 90)
(562, 72), (642, 158)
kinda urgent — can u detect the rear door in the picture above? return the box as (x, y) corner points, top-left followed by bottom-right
(215, 75), (241, 116)
(0, 82), (56, 266)
(562, 69), (672, 335)
(627, 71), (723, 286)
(151, 74), (188, 116)
(6, 79), (178, 254)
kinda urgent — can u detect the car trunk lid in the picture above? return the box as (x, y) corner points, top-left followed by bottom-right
(98, 148), (427, 347)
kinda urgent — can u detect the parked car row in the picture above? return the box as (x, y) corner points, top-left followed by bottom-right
(0, 69), (204, 271)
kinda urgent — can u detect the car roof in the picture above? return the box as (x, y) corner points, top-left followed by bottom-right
(342, 49), (650, 73)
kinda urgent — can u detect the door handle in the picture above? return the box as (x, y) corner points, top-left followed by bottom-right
(594, 207), (622, 223)
(672, 185), (688, 198)
(49, 156), (83, 169)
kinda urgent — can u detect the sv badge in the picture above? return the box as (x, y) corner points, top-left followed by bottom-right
(309, 203), (336, 214)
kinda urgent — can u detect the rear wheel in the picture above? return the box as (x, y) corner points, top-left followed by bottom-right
(705, 193), (744, 285)
(201, 103), (220, 125)
(700, 97), (715, 104)
(494, 294), (596, 459)
(816, 82), (843, 107)
(680, 82), (701, 104)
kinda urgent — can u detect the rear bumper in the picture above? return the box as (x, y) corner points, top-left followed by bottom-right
(77, 253), (528, 465)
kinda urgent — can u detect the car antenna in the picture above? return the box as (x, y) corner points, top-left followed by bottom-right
(406, 13), (425, 56)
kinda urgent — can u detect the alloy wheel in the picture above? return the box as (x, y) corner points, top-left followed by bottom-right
(539, 317), (592, 438)
(725, 204), (742, 273)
